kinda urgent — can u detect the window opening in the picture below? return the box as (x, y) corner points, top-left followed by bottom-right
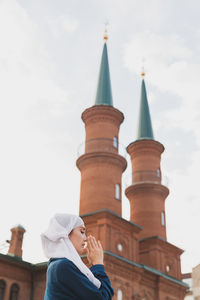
(161, 211), (165, 226)
(117, 289), (123, 300)
(115, 184), (120, 200)
(0, 280), (6, 300)
(9, 284), (19, 300)
(113, 136), (118, 149)
(166, 265), (171, 272)
(157, 168), (161, 178)
(117, 243), (123, 252)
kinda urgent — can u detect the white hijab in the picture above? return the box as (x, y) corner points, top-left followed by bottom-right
(41, 213), (101, 288)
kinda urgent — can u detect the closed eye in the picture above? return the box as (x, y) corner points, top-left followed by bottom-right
(80, 228), (86, 234)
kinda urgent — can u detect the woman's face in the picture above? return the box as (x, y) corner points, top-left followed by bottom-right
(69, 225), (87, 255)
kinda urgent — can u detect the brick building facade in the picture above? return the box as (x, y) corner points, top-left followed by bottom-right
(183, 265), (200, 299)
(0, 36), (188, 300)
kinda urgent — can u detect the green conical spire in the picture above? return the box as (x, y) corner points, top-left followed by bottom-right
(95, 40), (113, 106)
(137, 78), (154, 140)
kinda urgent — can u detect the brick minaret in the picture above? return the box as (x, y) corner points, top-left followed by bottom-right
(76, 34), (127, 216)
(76, 36), (143, 300)
(126, 139), (169, 240)
(125, 76), (169, 240)
(125, 74), (183, 279)
(8, 225), (26, 259)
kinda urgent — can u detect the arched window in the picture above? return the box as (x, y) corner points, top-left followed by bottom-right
(117, 289), (123, 300)
(9, 284), (19, 300)
(115, 184), (120, 200)
(0, 280), (6, 300)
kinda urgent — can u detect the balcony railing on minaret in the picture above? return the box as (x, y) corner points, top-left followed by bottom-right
(77, 138), (127, 158)
(125, 170), (168, 187)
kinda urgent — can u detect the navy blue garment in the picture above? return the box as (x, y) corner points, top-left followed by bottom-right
(44, 258), (114, 300)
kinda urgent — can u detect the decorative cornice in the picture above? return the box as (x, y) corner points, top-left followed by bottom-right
(80, 209), (142, 232)
(76, 151), (127, 172)
(104, 251), (188, 288)
(127, 139), (164, 156)
(139, 236), (184, 255)
(125, 182), (169, 199)
(0, 253), (47, 270)
(82, 105), (124, 127)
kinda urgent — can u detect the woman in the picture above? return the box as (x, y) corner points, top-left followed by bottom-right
(41, 213), (114, 300)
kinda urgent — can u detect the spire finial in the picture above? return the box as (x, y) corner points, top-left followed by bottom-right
(141, 57), (146, 78)
(103, 20), (109, 42)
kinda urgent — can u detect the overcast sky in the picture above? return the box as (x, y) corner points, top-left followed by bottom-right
(0, 0), (200, 274)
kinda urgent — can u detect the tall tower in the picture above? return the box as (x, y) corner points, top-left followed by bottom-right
(125, 74), (169, 240)
(76, 32), (127, 216)
(76, 34), (142, 298)
(125, 73), (183, 279)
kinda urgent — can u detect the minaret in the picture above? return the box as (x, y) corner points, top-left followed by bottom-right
(76, 31), (127, 216)
(125, 72), (169, 240)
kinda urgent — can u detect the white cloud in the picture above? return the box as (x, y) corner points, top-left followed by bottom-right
(123, 31), (200, 143)
(0, 0), (78, 262)
(47, 15), (79, 37)
(0, 0), (72, 126)
(123, 31), (191, 81)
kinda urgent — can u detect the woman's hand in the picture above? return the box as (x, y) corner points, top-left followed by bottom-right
(86, 235), (104, 266)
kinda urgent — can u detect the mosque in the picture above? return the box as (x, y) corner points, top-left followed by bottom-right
(0, 32), (189, 299)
